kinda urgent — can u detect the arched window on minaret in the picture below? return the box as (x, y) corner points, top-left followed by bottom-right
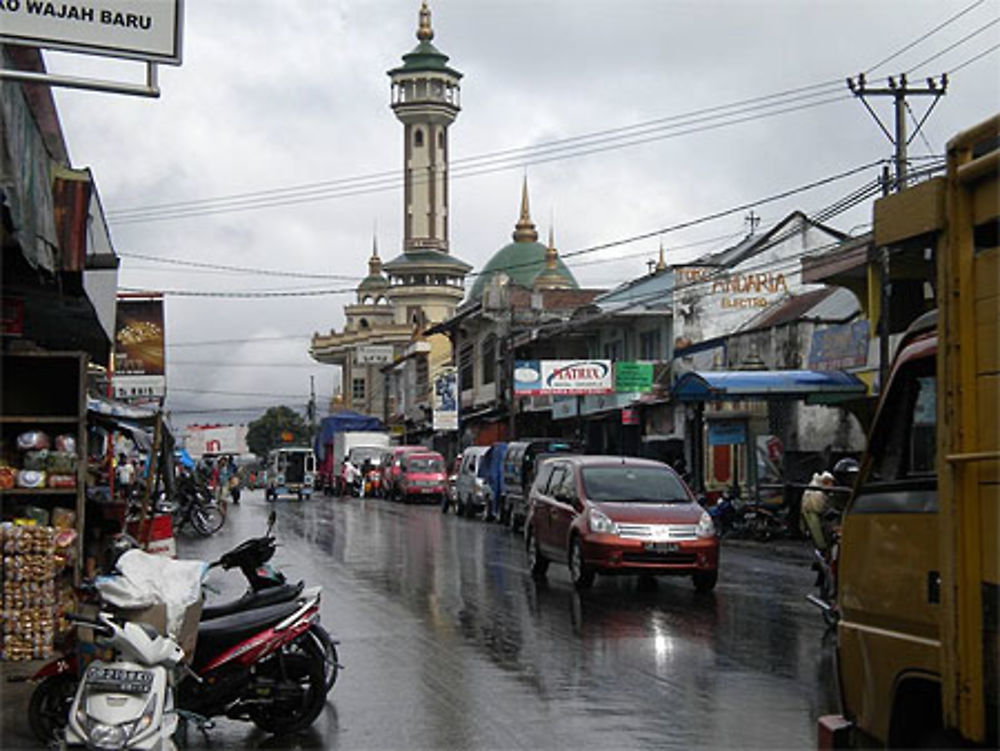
(414, 129), (424, 148)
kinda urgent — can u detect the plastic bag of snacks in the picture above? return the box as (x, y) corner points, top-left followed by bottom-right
(16, 470), (46, 489)
(47, 475), (76, 489)
(16, 431), (50, 451)
(51, 507), (77, 530)
(46, 452), (76, 474)
(54, 435), (76, 453)
(22, 450), (49, 471)
(0, 466), (14, 490)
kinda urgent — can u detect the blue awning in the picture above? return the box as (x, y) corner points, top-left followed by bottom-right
(672, 370), (866, 402)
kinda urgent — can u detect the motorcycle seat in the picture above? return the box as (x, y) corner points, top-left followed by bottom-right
(200, 581), (304, 621)
(193, 600), (304, 668)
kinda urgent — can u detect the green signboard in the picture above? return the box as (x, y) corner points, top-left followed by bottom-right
(614, 362), (654, 393)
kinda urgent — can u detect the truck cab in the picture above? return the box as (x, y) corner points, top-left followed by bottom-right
(825, 115), (998, 748)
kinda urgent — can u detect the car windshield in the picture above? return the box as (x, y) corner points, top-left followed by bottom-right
(580, 466), (689, 503)
(407, 458), (443, 472)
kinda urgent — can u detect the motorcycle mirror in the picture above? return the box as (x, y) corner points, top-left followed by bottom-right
(267, 510), (276, 534)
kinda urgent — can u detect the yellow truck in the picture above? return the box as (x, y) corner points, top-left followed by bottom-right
(821, 115), (998, 747)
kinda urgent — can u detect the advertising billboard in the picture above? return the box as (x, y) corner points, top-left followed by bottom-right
(113, 297), (165, 403)
(433, 369), (458, 431)
(0, 0), (185, 64)
(514, 360), (613, 396)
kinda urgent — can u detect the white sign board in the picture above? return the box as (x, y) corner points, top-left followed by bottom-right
(433, 369), (458, 432)
(514, 360), (614, 396)
(356, 345), (394, 365)
(0, 0), (184, 64)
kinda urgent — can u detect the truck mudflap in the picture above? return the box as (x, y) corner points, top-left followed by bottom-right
(817, 715), (852, 750)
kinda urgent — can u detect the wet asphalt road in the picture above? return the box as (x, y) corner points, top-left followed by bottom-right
(172, 489), (837, 750)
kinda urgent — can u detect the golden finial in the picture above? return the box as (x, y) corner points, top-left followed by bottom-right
(417, 1), (434, 42)
(546, 226), (558, 270)
(369, 233), (382, 275)
(513, 176), (538, 243)
(655, 237), (667, 273)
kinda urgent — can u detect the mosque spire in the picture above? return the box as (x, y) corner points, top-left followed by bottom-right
(417, 1), (434, 42)
(369, 233), (383, 276)
(512, 176), (538, 243)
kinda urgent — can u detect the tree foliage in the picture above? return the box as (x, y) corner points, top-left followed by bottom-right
(246, 406), (311, 458)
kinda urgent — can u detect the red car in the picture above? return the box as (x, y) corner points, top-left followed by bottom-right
(383, 445), (429, 500)
(525, 455), (719, 591)
(397, 451), (448, 505)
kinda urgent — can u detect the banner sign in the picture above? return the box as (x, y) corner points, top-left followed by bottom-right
(707, 421), (747, 446)
(615, 362), (654, 393)
(433, 369), (458, 431)
(113, 297), (165, 402)
(808, 320), (870, 371)
(0, 0), (185, 64)
(514, 359), (613, 396)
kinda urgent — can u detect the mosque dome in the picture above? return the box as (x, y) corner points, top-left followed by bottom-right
(468, 179), (578, 301)
(357, 240), (389, 298)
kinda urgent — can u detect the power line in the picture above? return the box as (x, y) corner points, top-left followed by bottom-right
(948, 40), (1000, 73)
(119, 251), (360, 281)
(107, 80), (844, 221)
(107, 93), (849, 224)
(906, 16), (1000, 74)
(169, 335), (312, 348)
(121, 159), (886, 298)
(171, 387), (334, 399)
(865, 0), (989, 73)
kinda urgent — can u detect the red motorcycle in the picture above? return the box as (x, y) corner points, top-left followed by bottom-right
(27, 578), (329, 742)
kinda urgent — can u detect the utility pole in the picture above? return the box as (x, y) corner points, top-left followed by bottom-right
(846, 72), (947, 193)
(847, 72), (946, 391)
(308, 375), (316, 436)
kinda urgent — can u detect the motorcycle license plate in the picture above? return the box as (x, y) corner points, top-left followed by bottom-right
(86, 667), (153, 694)
(644, 542), (679, 553)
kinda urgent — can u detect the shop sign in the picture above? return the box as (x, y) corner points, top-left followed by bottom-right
(621, 408), (639, 426)
(356, 345), (394, 365)
(551, 396), (578, 420)
(579, 392), (638, 416)
(433, 369), (458, 432)
(708, 421), (747, 446)
(808, 320), (870, 371)
(0, 0), (185, 65)
(615, 362), (654, 393)
(514, 359), (613, 396)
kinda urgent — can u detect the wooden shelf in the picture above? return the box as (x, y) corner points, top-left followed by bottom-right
(0, 487), (78, 497)
(0, 416), (79, 424)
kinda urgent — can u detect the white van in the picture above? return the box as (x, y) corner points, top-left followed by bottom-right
(265, 447), (316, 501)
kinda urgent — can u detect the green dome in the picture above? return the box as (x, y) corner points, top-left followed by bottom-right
(468, 240), (578, 300)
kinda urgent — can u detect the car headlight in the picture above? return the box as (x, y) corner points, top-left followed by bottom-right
(696, 510), (715, 538)
(589, 509), (619, 535)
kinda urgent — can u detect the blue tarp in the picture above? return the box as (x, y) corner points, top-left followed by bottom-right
(672, 370), (866, 402)
(314, 411), (385, 459)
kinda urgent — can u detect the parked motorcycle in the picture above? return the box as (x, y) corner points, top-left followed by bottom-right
(63, 611), (186, 750)
(737, 501), (794, 542)
(27, 514), (339, 743)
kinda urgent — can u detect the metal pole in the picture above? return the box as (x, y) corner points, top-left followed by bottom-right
(894, 81), (908, 191)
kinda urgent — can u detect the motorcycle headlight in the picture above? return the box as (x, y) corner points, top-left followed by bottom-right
(589, 509), (619, 535)
(89, 722), (127, 749)
(126, 692), (159, 740)
(696, 510), (715, 538)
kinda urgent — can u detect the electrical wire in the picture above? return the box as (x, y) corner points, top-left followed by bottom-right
(865, 0), (989, 73)
(906, 16), (1000, 74)
(947, 40), (1000, 73)
(118, 251), (360, 281)
(107, 81), (844, 221)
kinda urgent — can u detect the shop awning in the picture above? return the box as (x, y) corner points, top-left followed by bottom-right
(672, 370), (866, 403)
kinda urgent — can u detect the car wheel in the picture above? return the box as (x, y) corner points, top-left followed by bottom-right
(693, 570), (718, 593)
(526, 526), (548, 579)
(569, 537), (594, 590)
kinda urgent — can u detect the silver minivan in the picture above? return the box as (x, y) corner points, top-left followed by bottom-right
(452, 446), (490, 518)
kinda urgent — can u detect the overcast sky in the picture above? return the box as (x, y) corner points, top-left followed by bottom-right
(43, 0), (999, 430)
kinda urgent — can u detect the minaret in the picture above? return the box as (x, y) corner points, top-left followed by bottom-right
(388, 1), (462, 254)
